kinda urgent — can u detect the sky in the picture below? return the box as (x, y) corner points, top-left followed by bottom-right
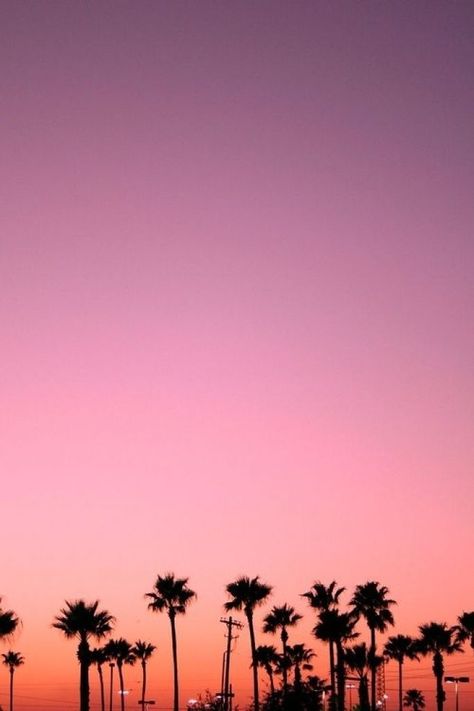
(1, 1), (473, 710)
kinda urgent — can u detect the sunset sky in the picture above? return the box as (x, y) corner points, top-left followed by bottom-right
(1, 2), (473, 711)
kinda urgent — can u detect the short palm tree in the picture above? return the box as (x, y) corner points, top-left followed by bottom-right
(416, 622), (462, 711)
(90, 647), (108, 711)
(146, 573), (196, 711)
(403, 689), (425, 711)
(344, 643), (372, 711)
(313, 609), (358, 711)
(253, 645), (280, 695)
(263, 604), (302, 696)
(302, 581), (345, 710)
(2, 651), (24, 711)
(287, 643), (315, 685)
(134, 640), (156, 709)
(225, 575), (272, 711)
(455, 612), (474, 651)
(104, 639), (136, 711)
(350, 582), (396, 711)
(0, 600), (19, 641)
(53, 600), (114, 711)
(384, 635), (418, 711)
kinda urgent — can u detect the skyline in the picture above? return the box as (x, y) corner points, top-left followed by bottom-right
(1, 2), (473, 711)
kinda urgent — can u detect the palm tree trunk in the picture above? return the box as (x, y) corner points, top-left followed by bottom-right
(267, 667), (275, 696)
(98, 664), (105, 711)
(246, 611), (260, 711)
(370, 627), (376, 711)
(433, 652), (445, 711)
(329, 642), (337, 711)
(9, 668), (14, 711)
(78, 639), (91, 711)
(118, 662), (125, 711)
(109, 664), (115, 711)
(281, 629), (288, 698)
(398, 661), (403, 711)
(335, 641), (345, 711)
(170, 611), (179, 711)
(360, 676), (369, 711)
(141, 660), (147, 709)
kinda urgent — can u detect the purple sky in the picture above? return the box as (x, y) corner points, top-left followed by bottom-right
(1, 2), (474, 709)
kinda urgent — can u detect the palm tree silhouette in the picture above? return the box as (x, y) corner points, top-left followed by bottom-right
(1, 651), (24, 711)
(90, 647), (108, 711)
(146, 573), (196, 711)
(0, 600), (19, 642)
(224, 575), (272, 711)
(285, 643), (315, 694)
(313, 609), (358, 711)
(403, 689), (425, 711)
(253, 645), (280, 695)
(416, 622), (463, 711)
(104, 639), (136, 711)
(350, 582), (396, 711)
(345, 642), (382, 711)
(134, 640), (156, 709)
(263, 604), (302, 697)
(303, 580), (345, 710)
(53, 600), (114, 711)
(454, 612), (474, 651)
(384, 635), (418, 711)
(344, 643), (369, 711)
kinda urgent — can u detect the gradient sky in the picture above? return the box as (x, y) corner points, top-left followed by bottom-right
(1, 2), (473, 711)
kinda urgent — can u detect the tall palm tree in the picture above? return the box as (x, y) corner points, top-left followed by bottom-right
(2, 651), (24, 711)
(104, 639), (136, 711)
(253, 645), (280, 695)
(302, 580), (345, 710)
(384, 635), (418, 711)
(134, 640), (156, 709)
(263, 604), (302, 696)
(313, 609), (358, 711)
(0, 600), (19, 641)
(403, 689), (425, 711)
(416, 622), (463, 711)
(224, 575), (272, 711)
(146, 573), (196, 711)
(90, 647), (108, 711)
(454, 612), (474, 651)
(345, 643), (382, 711)
(350, 582), (396, 711)
(53, 599), (114, 711)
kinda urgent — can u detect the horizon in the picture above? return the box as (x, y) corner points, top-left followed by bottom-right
(1, 2), (473, 711)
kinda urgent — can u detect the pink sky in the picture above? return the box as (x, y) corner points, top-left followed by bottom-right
(1, 2), (473, 710)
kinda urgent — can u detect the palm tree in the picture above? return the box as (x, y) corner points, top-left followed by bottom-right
(90, 647), (108, 711)
(0, 601), (19, 641)
(302, 581), (345, 710)
(1, 651), (24, 711)
(104, 639), (136, 711)
(53, 599), (114, 711)
(384, 635), (418, 711)
(350, 582), (396, 711)
(454, 612), (474, 651)
(225, 575), (272, 711)
(416, 622), (463, 711)
(403, 689), (425, 711)
(146, 573), (196, 711)
(134, 640), (156, 709)
(263, 604), (302, 696)
(285, 643), (315, 694)
(345, 643), (382, 711)
(313, 609), (358, 711)
(253, 645), (280, 695)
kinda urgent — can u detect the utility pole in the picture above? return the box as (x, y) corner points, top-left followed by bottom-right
(220, 616), (243, 711)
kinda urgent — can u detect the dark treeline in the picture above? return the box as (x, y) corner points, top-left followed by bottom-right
(1, 579), (473, 711)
